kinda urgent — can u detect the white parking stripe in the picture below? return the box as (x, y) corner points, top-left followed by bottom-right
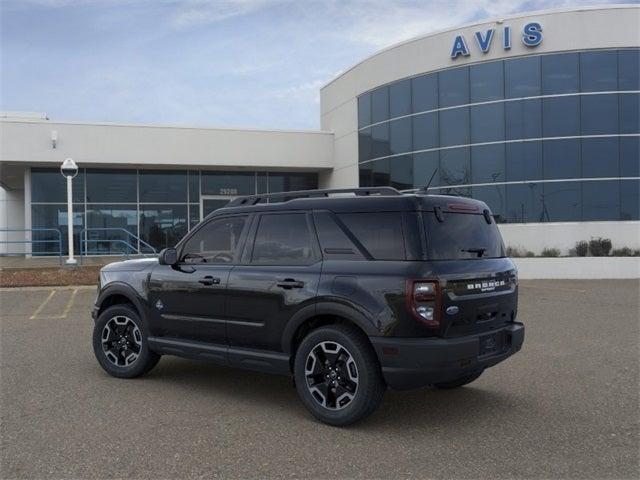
(29, 290), (56, 320)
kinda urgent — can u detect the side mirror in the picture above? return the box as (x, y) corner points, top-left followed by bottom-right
(158, 247), (178, 266)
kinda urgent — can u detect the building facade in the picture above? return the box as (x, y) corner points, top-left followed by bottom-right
(1, 5), (639, 256)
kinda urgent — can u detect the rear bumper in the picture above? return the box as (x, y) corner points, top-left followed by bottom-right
(370, 323), (524, 390)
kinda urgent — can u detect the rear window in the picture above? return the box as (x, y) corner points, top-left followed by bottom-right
(338, 213), (406, 260)
(423, 212), (505, 260)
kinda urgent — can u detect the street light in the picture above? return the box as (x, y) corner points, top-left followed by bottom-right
(60, 158), (78, 265)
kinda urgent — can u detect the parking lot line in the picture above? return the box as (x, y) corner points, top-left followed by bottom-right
(29, 289), (56, 319)
(58, 288), (78, 319)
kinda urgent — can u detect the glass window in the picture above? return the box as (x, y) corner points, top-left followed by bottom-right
(439, 67), (469, 107)
(31, 204), (84, 255)
(470, 61), (504, 102)
(189, 204), (200, 230)
(139, 205), (188, 250)
(181, 216), (247, 264)
(371, 86), (389, 124)
(267, 173), (317, 193)
(358, 93), (371, 128)
(581, 94), (619, 135)
(413, 151), (440, 188)
(619, 49), (640, 91)
(372, 158), (390, 186)
(440, 147), (470, 185)
(582, 180), (620, 221)
(201, 172), (254, 196)
(371, 123), (390, 158)
(31, 168), (85, 204)
(188, 171), (200, 202)
(359, 128), (372, 162)
(389, 79), (411, 118)
(470, 103), (505, 143)
(139, 170), (187, 203)
(257, 172), (268, 194)
(620, 137), (640, 178)
(439, 107), (469, 147)
(412, 112), (438, 151)
(313, 212), (365, 261)
(506, 183), (543, 223)
(542, 182), (581, 222)
(543, 139), (580, 180)
(542, 96), (580, 137)
(389, 117), (412, 155)
(505, 99), (542, 140)
(338, 213), (406, 260)
(505, 56), (541, 98)
(86, 205), (137, 254)
(359, 164), (372, 187)
(620, 93), (639, 134)
(471, 144), (505, 184)
(581, 51), (618, 92)
(86, 170), (136, 203)
(582, 138), (619, 178)
(390, 155), (412, 190)
(437, 186), (471, 197)
(506, 142), (543, 182)
(412, 73), (438, 113)
(472, 185), (506, 222)
(252, 213), (314, 265)
(541, 53), (579, 94)
(621, 179), (640, 220)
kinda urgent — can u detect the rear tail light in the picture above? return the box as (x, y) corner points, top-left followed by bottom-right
(407, 280), (441, 328)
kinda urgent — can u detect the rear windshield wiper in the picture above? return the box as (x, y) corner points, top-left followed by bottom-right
(461, 247), (486, 258)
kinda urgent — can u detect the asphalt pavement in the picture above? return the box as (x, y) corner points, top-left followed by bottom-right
(1, 280), (638, 479)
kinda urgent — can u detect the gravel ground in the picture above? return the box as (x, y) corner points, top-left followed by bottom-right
(1, 280), (638, 479)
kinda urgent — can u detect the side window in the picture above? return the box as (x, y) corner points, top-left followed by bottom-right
(313, 212), (365, 261)
(180, 216), (247, 264)
(252, 213), (315, 265)
(337, 213), (406, 260)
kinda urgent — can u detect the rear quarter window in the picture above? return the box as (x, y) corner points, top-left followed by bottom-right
(337, 213), (406, 260)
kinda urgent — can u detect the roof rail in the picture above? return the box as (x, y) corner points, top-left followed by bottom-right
(227, 187), (401, 207)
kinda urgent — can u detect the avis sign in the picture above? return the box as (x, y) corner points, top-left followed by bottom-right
(450, 22), (543, 59)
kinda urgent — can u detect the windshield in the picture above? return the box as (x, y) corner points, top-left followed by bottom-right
(423, 212), (505, 260)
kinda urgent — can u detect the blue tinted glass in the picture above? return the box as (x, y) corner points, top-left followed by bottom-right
(412, 112), (438, 150)
(543, 182), (581, 222)
(359, 128), (372, 162)
(471, 144), (505, 184)
(439, 67), (469, 107)
(268, 173), (317, 193)
(543, 96), (579, 137)
(440, 147), (470, 185)
(583, 180), (620, 221)
(189, 204), (200, 230)
(620, 137), (640, 177)
(371, 87), (389, 123)
(389, 117), (412, 155)
(372, 158), (390, 186)
(31, 168), (85, 203)
(582, 138), (619, 178)
(188, 171), (199, 202)
(470, 103), (505, 143)
(581, 94), (619, 135)
(201, 172), (254, 196)
(620, 93), (639, 134)
(359, 164), (372, 187)
(413, 152), (439, 188)
(412, 73), (438, 112)
(139, 205), (188, 250)
(470, 61), (504, 102)
(473, 185), (505, 221)
(358, 94), (371, 128)
(541, 53), (579, 94)
(505, 56), (541, 98)
(506, 142), (543, 182)
(621, 179), (640, 220)
(86, 169), (136, 203)
(390, 155), (413, 190)
(371, 123), (390, 158)
(619, 49), (640, 91)
(31, 204), (84, 255)
(86, 205), (137, 254)
(389, 79), (411, 117)
(439, 107), (469, 147)
(581, 51), (618, 92)
(543, 139), (580, 180)
(505, 183), (543, 223)
(139, 170), (187, 203)
(505, 99), (542, 140)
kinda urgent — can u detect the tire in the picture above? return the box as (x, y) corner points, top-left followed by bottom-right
(294, 324), (385, 426)
(433, 370), (483, 389)
(93, 304), (160, 379)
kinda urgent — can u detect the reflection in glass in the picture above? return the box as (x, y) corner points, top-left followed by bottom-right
(471, 144), (505, 184)
(31, 204), (84, 255)
(372, 158), (390, 186)
(470, 61), (504, 102)
(267, 173), (317, 193)
(188, 171), (200, 202)
(541, 53), (579, 94)
(439, 107), (469, 147)
(581, 94), (619, 135)
(358, 94), (371, 128)
(620, 137), (640, 177)
(505, 56), (540, 98)
(139, 205), (188, 250)
(139, 170), (187, 203)
(582, 180), (620, 221)
(470, 103), (505, 143)
(439, 67), (469, 107)
(506, 142), (543, 182)
(505, 99), (541, 140)
(581, 51), (618, 92)
(371, 86), (389, 123)
(412, 112), (438, 151)
(543, 139), (581, 180)
(620, 92), (640, 134)
(413, 152), (439, 188)
(618, 49), (640, 91)
(389, 117), (412, 155)
(201, 172), (254, 196)
(389, 79), (411, 118)
(582, 138), (619, 178)
(371, 123), (390, 158)
(621, 180), (640, 220)
(359, 128), (372, 162)
(440, 148), (470, 186)
(31, 168), (85, 203)
(472, 185), (505, 222)
(390, 155), (412, 190)
(86, 170), (136, 203)
(506, 183), (543, 223)
(543, 182), (581, 222)
(411, 73), (438, 113)
(543, 96), (580, 137)
(86, 205), (137, 254)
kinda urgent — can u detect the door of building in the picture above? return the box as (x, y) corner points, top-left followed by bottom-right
(200, 196), (232, 221)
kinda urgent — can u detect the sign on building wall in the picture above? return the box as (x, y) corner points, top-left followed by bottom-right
(450, 22), (543, 59)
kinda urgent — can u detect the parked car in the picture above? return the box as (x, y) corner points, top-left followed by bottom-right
(92, 187), (524, 426)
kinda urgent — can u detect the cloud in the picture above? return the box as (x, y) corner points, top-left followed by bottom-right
(169, 0), (281, 29)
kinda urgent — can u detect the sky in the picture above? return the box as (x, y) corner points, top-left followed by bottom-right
(0, 0), (629, 130)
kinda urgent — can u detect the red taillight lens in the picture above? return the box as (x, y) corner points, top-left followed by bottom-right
(407, 280), (440, 328)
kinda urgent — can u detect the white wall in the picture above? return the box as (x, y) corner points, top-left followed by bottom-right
(0, 186), (26, 254)
(513, 257), (640, 279)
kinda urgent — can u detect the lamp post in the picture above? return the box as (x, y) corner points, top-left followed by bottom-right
(60, 158), (78, 265)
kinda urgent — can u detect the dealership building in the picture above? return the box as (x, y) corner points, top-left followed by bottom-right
(1, 5), (638, 257)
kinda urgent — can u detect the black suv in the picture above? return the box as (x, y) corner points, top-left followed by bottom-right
(92, 187), (524, 426)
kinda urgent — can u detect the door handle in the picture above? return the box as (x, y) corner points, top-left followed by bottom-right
(199, 276), (221, 286)
(276, 278), (304, 289)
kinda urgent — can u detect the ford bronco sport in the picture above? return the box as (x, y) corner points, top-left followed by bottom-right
(92, 187), (524, 426)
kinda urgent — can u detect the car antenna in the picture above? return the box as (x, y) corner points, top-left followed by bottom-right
(417, 168), (438, 194)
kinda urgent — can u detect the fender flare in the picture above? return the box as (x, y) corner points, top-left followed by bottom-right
(95, 282), (147, 320)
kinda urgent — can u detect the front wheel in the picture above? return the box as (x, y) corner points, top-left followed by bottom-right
(294, 325), (385, 426)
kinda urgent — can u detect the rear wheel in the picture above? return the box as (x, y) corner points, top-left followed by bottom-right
(294, 325), (385, 426)
(433, 370), (483, 389)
